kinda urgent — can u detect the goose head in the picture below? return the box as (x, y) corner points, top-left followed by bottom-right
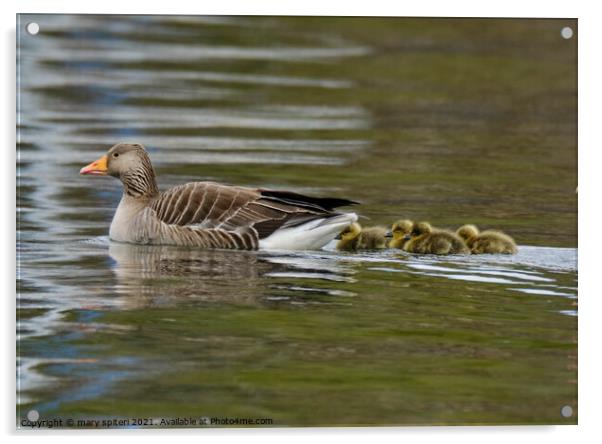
(456, 224), (479, 241)
(80, 143), (158, 198)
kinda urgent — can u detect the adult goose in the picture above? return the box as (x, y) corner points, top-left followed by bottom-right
(80, 143), (358, 250)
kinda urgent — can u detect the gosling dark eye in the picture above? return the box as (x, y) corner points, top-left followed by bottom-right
(113, 153), (119, 158)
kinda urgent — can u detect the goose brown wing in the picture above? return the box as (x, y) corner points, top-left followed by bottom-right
(150, 182), (259, 227)
(149, 181), (357, 239)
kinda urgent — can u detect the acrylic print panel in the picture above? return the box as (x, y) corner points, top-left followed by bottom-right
(16, 14), (577, 428)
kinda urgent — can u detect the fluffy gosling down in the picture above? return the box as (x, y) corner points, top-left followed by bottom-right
(456, 224), (517, 254)
(336, 222), (388, 251)
(389, 220), (470, 255)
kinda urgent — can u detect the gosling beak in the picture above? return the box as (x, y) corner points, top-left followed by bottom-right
(335, 233), (342, 240)
(403, 234), (412, 241)
(384, 230), (393, 239)
(80, 155), (108, 176)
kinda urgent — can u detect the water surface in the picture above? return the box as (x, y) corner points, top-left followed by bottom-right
(17, 15), (577, 426)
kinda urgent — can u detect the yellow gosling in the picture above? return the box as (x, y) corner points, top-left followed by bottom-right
(456, 224), (517, 254)
(357, 226), (388, 250)
(336, 222), (388, 251)
(388, 219), (414, 249)
(393, 220), (469, 255)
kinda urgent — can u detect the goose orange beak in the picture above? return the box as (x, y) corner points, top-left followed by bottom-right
(80, 155), (108, 175)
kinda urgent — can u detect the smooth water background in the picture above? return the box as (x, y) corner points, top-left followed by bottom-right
(17, 15), (577, 426)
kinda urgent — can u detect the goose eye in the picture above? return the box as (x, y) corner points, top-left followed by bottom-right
(113, 153), (119, 158)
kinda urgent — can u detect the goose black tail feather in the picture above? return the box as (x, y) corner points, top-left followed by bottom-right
(259, 189), (359, 212)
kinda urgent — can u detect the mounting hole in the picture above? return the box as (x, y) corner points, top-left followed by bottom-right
(560, 405), (573, 418)
(27, 409), (39, 421)
(561, 26), (573, 39)
(26, 22), (40, 35)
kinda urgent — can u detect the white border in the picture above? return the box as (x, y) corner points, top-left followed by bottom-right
(3, 1), (600, 443)
(0, 0), (588, 17)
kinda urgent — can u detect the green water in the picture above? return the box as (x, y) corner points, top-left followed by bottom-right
(17, 15), (577, 427)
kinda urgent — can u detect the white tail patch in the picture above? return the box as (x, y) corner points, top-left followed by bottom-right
(258, 213), (358, 251)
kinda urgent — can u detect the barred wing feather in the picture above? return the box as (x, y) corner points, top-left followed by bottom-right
(149, 181), (357, 249)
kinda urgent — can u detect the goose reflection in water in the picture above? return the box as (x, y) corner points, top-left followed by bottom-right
(108, 242), (359, 307)
(108, 242), (272, 306)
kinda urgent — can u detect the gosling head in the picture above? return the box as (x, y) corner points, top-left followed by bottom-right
(389, 219), (414, 242)
(456, 224), (479, 241)
(337, 222), (362, 241)
(413, 221), (433, 236)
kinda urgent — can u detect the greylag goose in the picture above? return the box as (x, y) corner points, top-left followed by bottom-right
(388, 220), (469, 255)
(335, 222), (388, 251)
(456, 224), (517, 254)
(80, 143), (358, 250)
